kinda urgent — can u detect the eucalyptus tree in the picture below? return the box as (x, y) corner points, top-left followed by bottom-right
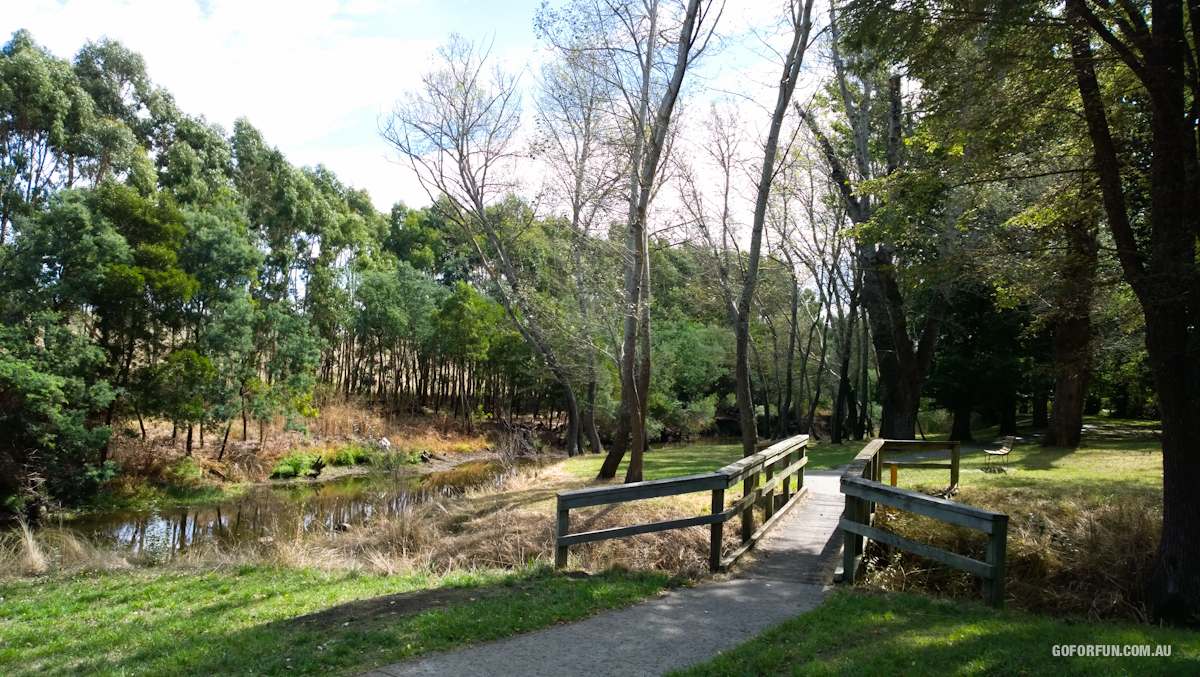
(382, 34), (588, 455)
(0, 30), (96, 243)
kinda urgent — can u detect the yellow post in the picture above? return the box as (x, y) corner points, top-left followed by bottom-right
(890, 464), (898, 487)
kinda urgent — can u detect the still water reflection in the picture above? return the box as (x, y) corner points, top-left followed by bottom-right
(65, 461), (522, 559)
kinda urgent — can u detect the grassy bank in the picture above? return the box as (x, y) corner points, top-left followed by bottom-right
(669, 589), (1198, 677)
(868, 424), (1166, 621)
(0, 564), (677, 676)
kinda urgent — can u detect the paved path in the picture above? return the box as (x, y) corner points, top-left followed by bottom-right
(363, 471), (846, 677)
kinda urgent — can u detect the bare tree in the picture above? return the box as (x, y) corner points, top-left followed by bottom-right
(543, 0), (722, 481)
(733, 0), (818, 458)
(381, 35), (585, 455)
(533, 45), (629, 456)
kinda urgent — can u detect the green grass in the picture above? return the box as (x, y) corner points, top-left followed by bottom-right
(0, 564), (677, 676)
(564, 437), (869, 481)
(670, 589), (1199, 676)
(890, 430), (1163, 502)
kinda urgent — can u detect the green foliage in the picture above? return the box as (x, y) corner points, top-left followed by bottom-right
(166, 456), (204, 484)
(269, 451), (323, 479)
(0, 313), (115, 505)
(0, 30), (97, 234)
(325, 443), (373, 467)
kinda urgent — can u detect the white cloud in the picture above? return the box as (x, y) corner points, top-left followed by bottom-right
(0, 0), (493, 210)
(2, 0), (820, 213)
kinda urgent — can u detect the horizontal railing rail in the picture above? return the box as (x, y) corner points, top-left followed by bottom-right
(839, 439), (1008, 607)
(555, 435), (809, 572)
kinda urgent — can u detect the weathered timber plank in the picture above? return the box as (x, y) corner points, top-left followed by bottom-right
(844, 439), (885, 479)
(717, 435), (808, 485)
(839, 517), (995, 579)
(557, 473), (725, 509)
(557, 514), (722, 547)
(892, 462), (953, 470)
(710, 488), (725, 573)
(745, 455), (808, 500)
(840, 476), (1003, 533)
(555, 507), (570, 568)
(748, 486), (807, 544)
(984, 514), (1009, 607)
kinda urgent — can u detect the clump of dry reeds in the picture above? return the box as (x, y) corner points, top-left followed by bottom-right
(862, 485), (1161, 623)
(3, 457), (725, 584)
(0, 519), (130, 580)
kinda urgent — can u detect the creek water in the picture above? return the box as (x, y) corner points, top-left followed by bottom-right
(62, 460), (525, 560)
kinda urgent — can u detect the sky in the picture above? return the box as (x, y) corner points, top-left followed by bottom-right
(3, 0), (817, 213)
(3, 0), (548, 211)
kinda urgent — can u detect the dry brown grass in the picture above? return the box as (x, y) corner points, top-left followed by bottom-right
(862, 485), (1161, 623)
(0, 520), (131, 580)
(6, 451), (732, 585)
(104, 399), (493, 487)
(305, 400), (490, 456)
(32, 460), (722, 583)
(233, 462), (722, 580)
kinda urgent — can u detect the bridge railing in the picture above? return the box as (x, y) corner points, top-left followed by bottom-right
(555, 435), (809, 572)
(839, 439), (1008, 607)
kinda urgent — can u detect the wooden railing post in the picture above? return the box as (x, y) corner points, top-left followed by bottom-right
(741, 471), (756, 542)
(951, 442), (961, 488)
(764, 460), (776, 521)
(985, 513), (1008, 607)
(797, 446), (805, 492)
(710, 487), (725, 572)
(555, 500), (570, 569)
(842, 494), (859, 583)
(781, 449), (793, 504)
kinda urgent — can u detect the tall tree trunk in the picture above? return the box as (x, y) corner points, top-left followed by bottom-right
(1044, 218), (1098, 448)
(1067, 0), (1200, 624)
(998, 394), (1017, 436)
(950, 392), (973, 442)
(736, 0), (816, 458)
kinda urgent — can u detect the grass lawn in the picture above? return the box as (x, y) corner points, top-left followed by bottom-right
(562, 436), (868, 481)
(0, 564), (677, 676)
(890, 424), (1163, 501)
(669, 589), (1199, 676)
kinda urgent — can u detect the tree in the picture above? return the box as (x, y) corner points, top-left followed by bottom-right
(382, 34), (587, 455)
(540, 0), (720, 480)
(0, 313), (116, 509)
(840, 0), (1200, 625)
(733, 0), (817, 457)
(533, 37), (628, 455)
(1063, 0), (1200, 624)
(0, 30), (95, 243)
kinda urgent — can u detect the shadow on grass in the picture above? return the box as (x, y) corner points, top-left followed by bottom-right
(670, 590), (1198, 677)
(2, 566), (675, 677)
(1010, 446), (1075, 472)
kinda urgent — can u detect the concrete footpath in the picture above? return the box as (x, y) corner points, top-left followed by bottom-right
(362, 471), (846, 677)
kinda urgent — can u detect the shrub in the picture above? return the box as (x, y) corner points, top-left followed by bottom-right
(166, 457), (204, 484)
(326, 443), (373, 466)
(270, 451), (322, 478)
